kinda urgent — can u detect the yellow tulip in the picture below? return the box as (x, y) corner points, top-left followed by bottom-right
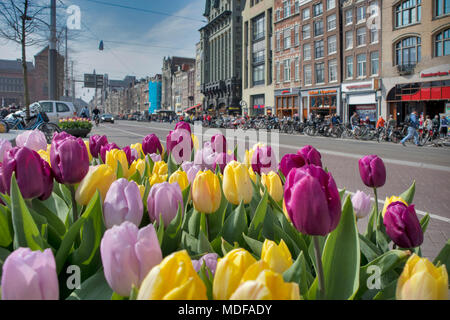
(129, 159), (145, 178)
(37, 150), (51, 166)
(138, 184), (145, 199)
(137, 250), (207, 300)
(282, 200), (291, 222)
(75, 165), (115, 205)
(396, 254), (448, 300)
(169, 170), (189, 191)
(191, 134), (199, 151)
(382, 195), (408, 217)
(261, 171), (283, 202)
(261, 239), (293, 274)
(149, 173), (168, 186)
(213, 248), (257, 300)
(84, 140), (93, 162)
(244, 143), (266, 168)
(223, 161), (253, 205)
(240, 260), (271, 282)
(105, 149), (129, 178)
(230, 269), (300, 300)
(192, 170), (221, 214)
(248, 166), (257, 183)
(130, 143), (144, 159)
(152, 161), (168, 176)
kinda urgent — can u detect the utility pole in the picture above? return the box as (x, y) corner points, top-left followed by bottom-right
(48, 0), (57, 100)
(65, 26), (68, 96)
(71, 61), (75, 103)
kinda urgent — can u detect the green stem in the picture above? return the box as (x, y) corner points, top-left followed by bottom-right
(200, 213), (209, 240)
(373, 187), (379, 232)
(313, 236), (325, 300)
(68, 185), (78, 223)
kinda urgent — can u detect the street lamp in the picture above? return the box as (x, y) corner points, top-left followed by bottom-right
(376, 90), (382, 119)
(341, 92), (347, 122)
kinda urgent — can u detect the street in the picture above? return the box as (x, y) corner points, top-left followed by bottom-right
(92, 120), (450, 260)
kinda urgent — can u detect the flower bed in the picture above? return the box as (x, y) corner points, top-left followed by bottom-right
(0, 121), (448, 301)
(59, 117), (93, 138)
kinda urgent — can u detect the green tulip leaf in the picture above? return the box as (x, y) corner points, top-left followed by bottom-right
(31, 199), (67, 237)
(198, 263), (213, 300)
(399, 181), (415, 205)
(283, 251), (313, 298)
(116, 160), (124, 179)
(181, 231), (199, 256)
(206, 187), (227, 240)
(67, 269), (113, 300)
(111, 292), (127, 300)
(41, 192), (70, 227)
(188, 209), (201, 238)
(278, 170), (286, 184)
(167, 152), (178, 177)
(197, 231), (214, 255)
(156, 214), (165, 246)
(373, 279), (398, 300)
(221, 201), (248, 246)
(55, 216), (86, 274)
(419, 213), (430, 234)
(0, 205), (12, 247)
(129, 285), (139, 300)
(59, 183), (73, 207)
(308, 235), (326, 275)
(248, 188), (268, 240)
(161, 204), (183, 256)
(273, 224), (301, 259)
(129, 170), (141, 185)
(433, 239), (450, 274)
(242, 233), (263, 258)
(359, 233), (383, 262)
(221, 237), (235, 256)
(376, 229), (390, 253)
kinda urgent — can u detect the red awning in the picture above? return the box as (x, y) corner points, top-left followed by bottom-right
(183, 104), (202, 112)
(401, 86), (450, 101)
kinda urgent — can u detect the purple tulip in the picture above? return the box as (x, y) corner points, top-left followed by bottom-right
(383, 202), (423, 249)
(149, 153), (161, 163)
(192, 253), (219, 275)
(122, 146), (137, 166)
(194, 143), (215, 170)
(147, 182), (183, 227)
(211, 134), (227, 153)
(1, 248), (59, 300)
(284, 165), (341, 236)
(351, 190), (372, 219)
(100, 221), (163, 297)
(0, 147), (53, 200)
(181, 161), (201, 183)
(142, 134), (163, 155)
(251, 145), (278, 175)
(103, 179), (143, 229)
(175, 121), (191, 134)
(50, 132), (89, 185)
(358, 155), (386, 188)
(278, 153), (306, 177)
(15, 129), (47, 152)
(213, 152), (235, 173)
(89, 135), (108, 158)
(100, 142), (120, 164)
(0, 138), (12, 162)
(166, 129), (192, 164)
(297, 145), (322, 167)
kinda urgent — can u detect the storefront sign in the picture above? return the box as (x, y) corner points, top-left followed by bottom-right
(308, 89), (337, 95)
(342, 80), (374, 92)
(346, 84), (372, 90)
(253, 104), (265, 109)
(421, 71), (450, 78)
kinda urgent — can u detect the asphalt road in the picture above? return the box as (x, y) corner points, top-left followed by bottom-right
(91, 120), (450, 260)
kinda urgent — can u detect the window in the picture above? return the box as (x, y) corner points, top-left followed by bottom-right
(314, 20), (323, 37)
(327, 14), (336, 31)
(294, 25), (300, 46)
(276, 9), (281, 21)
(283, 0), (291, 18)
(395, 37), (421, 65)
(303, 8), (310, 20)
(356, 6), (366, 22)
(283, 29), (291, 49)
(303, 43), (311, 60)
(327, 0), (336, 10)
(295, 57), (300, 81)
(253, 64), (265, 85)
(313, 3), (323, 17)
(329, 59), (337, 82)
(252, 14), (265, 41)
(435, 0), (450, 17)
(328, 35), (337, 54)
(56, 103), (70, 112)
(345, 31), (353, 49)
(357, 54), (367, 77)
(295, 0), (300, 13)
(435, 29), (450, 56)
(284, 59), (291, 81)
(357, 28), (366, 46)
(395, 0), (421, 27)
(315, 40), (324, 58)
(371, 51), (379, 75)
(276, 32), (281, 51)
(253, 41), (265, 63)
(345, 9), (353, 24)
(302, 24), (311, 39)
(304, 65), (312, 85)
(276, 62), (280, 83)
(370, 28), (379, 43)
(315, 63), (325, 83)
(40, 102), (53, 113)
(346, 56), (354, 79)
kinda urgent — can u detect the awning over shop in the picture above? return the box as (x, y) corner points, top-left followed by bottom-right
(183, 104), (202, 112)
(401, 86), (450, 101)
(348, 93), (376, 105)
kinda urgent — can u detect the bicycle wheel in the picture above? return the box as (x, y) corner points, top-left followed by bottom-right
(38, 122), (62, 144)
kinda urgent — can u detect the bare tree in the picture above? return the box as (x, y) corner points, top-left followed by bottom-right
(0, 0), (48, 119)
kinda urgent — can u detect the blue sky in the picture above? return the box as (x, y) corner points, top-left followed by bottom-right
(0, 0), (206, 102)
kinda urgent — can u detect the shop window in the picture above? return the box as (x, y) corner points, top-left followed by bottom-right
(435, 28), (450, 57)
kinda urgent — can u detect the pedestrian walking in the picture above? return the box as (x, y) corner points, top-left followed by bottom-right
(440, 115), (448, 138)
(401, 110), (420, 146)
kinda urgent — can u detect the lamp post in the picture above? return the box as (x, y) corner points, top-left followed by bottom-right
(376, 89), (382, 119)
(342, 92), (347, 123)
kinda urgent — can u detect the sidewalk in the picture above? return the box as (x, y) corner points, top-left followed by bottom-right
(0, 130), (20, 146)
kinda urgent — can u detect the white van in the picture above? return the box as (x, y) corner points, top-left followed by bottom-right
(32, 100), (77, 122)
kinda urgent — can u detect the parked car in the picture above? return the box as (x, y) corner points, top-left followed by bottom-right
(100, 114), (115, 124)
(4, 100), (76, 123)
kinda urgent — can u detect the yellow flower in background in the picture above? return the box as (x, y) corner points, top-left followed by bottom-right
(261, 171), (283, 202)
(75, 165), (115, 205)
(261, 239), (293, 274)
(282, 200), (291, 222)
(149, 173), (168, 186)
(382, 195), (408, 217)
(230, 269), (300, 300)
(248, 166), (257, 183)
(222, 161), (253, 205)
(169, 170), (189, 191)
(37, 150), (51, 166)
(192, 170), (222, 214)
(240, 260), (271, 282)
(130, 142), (144, 159)
(191, 134), (199, 151)
(152, 161), (168, 176)
(138, 184), (145, 199)
(129, 159), (146, 178)
(213, 248), (257, 300)
(84, 140), (93, 162)
(105, 149), (129, 178)
(396, 254), (448, 300)
(137, 250), (207, 300)
(244, 143), (266, 168)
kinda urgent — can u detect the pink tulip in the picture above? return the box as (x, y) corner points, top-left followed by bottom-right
(0, 139), (12, 162)
(15, 130), (47, 152)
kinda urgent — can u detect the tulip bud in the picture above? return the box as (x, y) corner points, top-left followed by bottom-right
(223, 160), (254, 205)
(129, 159), (145, 178)
(149, 153), (162, 163)
(181, 161), (201, 183)
(248, 166), (257, 183)
(75, 165), (116, 205)
(50, 132), (89, 184)
(15, 129), (47, 152)
(166, 129), (192, 164)
(261, 171), (283, 202)
(382, 195), (407, 217)
(152, 161), (168, 176)
(383, 202), (423, 248)
(130, 143), (144, 159)
(211, 134), (227, 153)
(0, 138), (12, 162)
(105, 149), (129, 178)
(103, 179), (143, 229)
(251, 145), (278, 175)
(284, 165), (341, 236)
(123, 146), (137, 166)
(1, 248), (59, 300)
(147, 182), (183, 226)
(278, 153), (306, 177)
(149, 173), (168, 186)
(192, 253), (219, 275)
(100, 142), (120, 164)
(137, 250), (207, 300)
(297, 145), (322, 167)
(351, 190), (372, 219)
(261, 239), (292, 274)
(396, 254), (448, 300)
(89, 135), (108, 158)
(169, 170), (189, 191)
(142, 134), (163, 155)
(192, 170), (222, 213)
(358, 155), (386, 188)
(213, 248), (257, 300)
(175, 121), (191, 134)
(101, 222), (162, 297)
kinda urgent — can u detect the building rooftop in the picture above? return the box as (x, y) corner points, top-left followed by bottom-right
(0, 59), (34, 72)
